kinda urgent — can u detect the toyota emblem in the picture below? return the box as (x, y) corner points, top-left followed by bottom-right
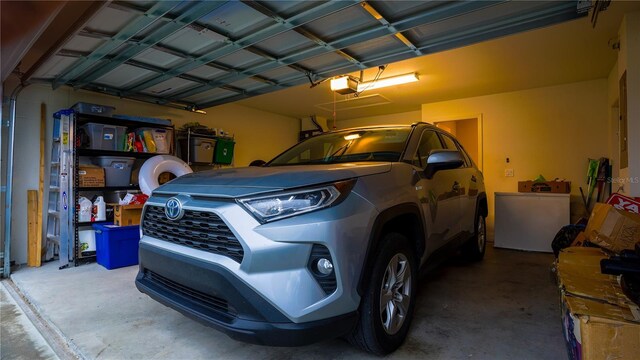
(165, 198), (184, 221)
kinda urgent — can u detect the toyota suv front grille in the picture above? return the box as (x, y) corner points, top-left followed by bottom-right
(142, 205), (244, 263)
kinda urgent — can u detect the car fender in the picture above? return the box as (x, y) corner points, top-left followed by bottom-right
(356, 202), (425, 296)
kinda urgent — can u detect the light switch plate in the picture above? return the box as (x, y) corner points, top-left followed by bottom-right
(505, 168), (514, 177)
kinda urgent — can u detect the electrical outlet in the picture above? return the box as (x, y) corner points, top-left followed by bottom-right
(505, 168), (514, 177)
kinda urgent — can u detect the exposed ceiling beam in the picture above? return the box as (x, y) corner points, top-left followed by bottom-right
(20, 1), (110, 82)
(108, 0), (228, 37)
(361, 1), (422, 56)
(194, 1), (584, 110)
(68, 1), (229, 90)
(167, 1), (502, 103)
(77, 29), (231, 78)
(122, 0), (360, 94)
(2, 0), (65, 82)
(57, 49), (246, 95)
(70, 28), (280, 88)
(52, 1), (183, 89)
(80, 82), (197, 110)
(242, 0), (367, 69)
(275, 0), (586, 86)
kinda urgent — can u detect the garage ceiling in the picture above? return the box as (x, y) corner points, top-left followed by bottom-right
(241, 0), (640, 119)
(19, 0), (590, 113)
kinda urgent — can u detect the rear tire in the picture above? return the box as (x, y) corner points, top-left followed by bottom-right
(462, 212), (486, 261)
(348, 233), (417, 355)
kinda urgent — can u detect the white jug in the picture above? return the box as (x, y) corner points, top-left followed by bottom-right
(79, 197), (92, 222)
(93, 196), (106, 221)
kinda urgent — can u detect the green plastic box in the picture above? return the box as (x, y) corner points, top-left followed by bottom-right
(214, 138), (235, 164)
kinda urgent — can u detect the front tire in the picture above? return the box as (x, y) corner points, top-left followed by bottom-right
(348, 233), (417, 355)
(462, 213), (486, 261)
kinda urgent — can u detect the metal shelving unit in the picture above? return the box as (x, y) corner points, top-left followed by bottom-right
(46, 109), (174, 268)
(177, 128), (235, 167)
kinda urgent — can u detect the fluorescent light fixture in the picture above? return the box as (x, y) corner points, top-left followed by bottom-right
(357, 73), (419, 92)
(187, 105), (207, 114)
(344, 133), (361, 141)
(330, 76), (358, 94)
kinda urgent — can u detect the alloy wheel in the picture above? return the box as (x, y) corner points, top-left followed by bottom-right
(379, 253), (412, 335)
(477, 215), (486, 250)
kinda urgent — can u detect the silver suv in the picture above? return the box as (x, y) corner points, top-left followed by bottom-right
(136, 123), (487, 355)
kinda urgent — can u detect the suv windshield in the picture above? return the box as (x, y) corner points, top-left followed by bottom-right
(268, 127), (411, 166)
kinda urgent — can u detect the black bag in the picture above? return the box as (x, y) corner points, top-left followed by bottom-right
(551, 224), (586, 257)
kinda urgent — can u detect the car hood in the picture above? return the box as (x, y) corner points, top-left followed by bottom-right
(153, 162), (392, 198)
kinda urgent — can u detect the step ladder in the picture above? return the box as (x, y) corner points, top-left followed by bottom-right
(45, 110), (73, 269)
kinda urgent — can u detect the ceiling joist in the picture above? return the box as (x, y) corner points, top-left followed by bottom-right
(19, 0), (586, 112)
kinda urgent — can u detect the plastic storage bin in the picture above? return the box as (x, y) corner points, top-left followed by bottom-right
(214, 138), (235, 164)
(92, 156), (135, 186)
(73, 102), (115, 117)
(80, 123), (127, 151)
(93, 223), (140, 269)
(152, 129), (172, 154)
(188, 136), (216, 164)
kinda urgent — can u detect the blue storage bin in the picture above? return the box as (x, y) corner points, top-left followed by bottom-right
(93, 223), (140, 270)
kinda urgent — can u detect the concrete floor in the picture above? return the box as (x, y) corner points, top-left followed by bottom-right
(6, 245), (566, 359)
(0, 282), (59, 360)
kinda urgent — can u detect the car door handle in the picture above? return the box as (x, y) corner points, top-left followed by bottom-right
(452, 181), (461, 192)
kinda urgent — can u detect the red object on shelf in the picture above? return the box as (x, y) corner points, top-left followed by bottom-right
(605, 193), (640, 214)
(134, 139), (144, 152)
(128, 194), (148, 205)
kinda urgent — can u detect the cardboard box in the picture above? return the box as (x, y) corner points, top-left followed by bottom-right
(606, 193), (640, 214)
(571, 231), (588, 247)
(558, 247), (640, 359)
(518, 180), (571, 193)
(556, 247), (623, 304)
(585, 203), (640, 253)
(558, 246), (608, 275)
(562, 293), (640, 360)
(78, 165), (105, 187)
(560, 272), (630, 307)
(112, 204), (144, 226)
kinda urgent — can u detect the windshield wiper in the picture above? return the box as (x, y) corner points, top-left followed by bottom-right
(326, 141), (352, 162)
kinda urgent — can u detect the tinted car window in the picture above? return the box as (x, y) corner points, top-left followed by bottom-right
(412, 130), (443, 168)
(440, 133), (458, 150)
(268, 128), (411, 166)
(458, 143), (473, 167)
(440, 133), (470, 167)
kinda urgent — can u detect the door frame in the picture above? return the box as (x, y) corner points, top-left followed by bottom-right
(428, 113), (484, 172)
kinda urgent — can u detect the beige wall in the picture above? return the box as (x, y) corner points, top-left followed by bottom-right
(607, 62), (620, 183)
(454, 119), (479, 165)
(422, 79), (609, 235)
(434, 119), (479, 166)
(336, 110), (421, 129)
(617, 12), (640, 196)
(434, 120), (458, 135)
(8, 84), (299, 264)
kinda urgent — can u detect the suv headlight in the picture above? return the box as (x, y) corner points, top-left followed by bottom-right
(238, 179), (355, 223)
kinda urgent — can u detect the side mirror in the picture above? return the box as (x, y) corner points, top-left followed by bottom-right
(424, 150), (464, 179)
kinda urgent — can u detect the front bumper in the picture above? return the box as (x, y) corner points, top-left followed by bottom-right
(136, 243), (357, 346)
(139, 191), (377, 323)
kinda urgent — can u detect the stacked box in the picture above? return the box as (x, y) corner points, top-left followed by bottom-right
(92, 156), (135, 187)
(557, 247), (640, 360)
(584, 203), (640, 253)
(80, 123), (127, 151)
(78, 165), (105, 187)
(518, 180), (571, 193)
(112, 204), (144, 226)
